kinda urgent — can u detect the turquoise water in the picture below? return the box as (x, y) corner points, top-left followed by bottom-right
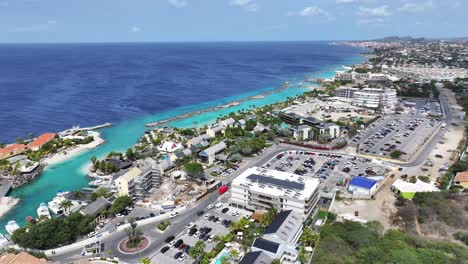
(214, 252), (230, 264)
(0, 53), (366, 234)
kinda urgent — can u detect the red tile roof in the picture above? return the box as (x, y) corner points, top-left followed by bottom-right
(28, 133), (56, 148)
(454, 171), (468, 182)
(0, 144), (27, 155)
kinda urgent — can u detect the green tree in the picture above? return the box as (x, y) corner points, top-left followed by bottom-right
(299, 227), (319, 247)
(139, 257), (151, 264)
(220, 256), (229, 264)
(59, 200), (73, 214)
(184, 162), (204, 176)
(390, 150), (402, 159)
(230, 249), (239, 261)
(108, 195), (132, 216)
(125, 218), (142, 248)
(188, 241), (206, 260)
(260, 207), (278, 227)
(272, 259), (281, 264)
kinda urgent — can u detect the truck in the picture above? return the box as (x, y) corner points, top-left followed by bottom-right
(218, 185), (229, 195)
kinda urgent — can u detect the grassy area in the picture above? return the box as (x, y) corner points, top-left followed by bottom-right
(156, 221), (170, 231)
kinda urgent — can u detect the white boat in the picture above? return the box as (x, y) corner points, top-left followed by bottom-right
(5, 221), (20, 236)
(37, 203), (51, 219)
(48, 192), (68, 215)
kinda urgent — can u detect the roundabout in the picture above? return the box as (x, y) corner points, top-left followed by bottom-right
(118, 236), (150, 254)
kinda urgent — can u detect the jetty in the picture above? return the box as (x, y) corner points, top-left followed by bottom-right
(79, 123), (112, 131)
(145, 82), (292, 127)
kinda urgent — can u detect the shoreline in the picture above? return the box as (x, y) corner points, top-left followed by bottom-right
(43, 131), (105, 167)
(145, 82), (305, 127)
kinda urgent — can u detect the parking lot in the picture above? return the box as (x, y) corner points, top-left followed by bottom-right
(262, 150), (389, 192)
(351, 116), (440, 161)
(153, 203), (248, 264)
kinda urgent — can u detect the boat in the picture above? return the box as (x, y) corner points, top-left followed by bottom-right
(5, 221), (20, 236)
(37, 203), (52, 219)
(48, 192), (68, 215)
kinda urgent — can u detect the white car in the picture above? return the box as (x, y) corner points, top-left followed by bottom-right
(169, 240), (176, 247)
(87, 231), (96, 238)
(178, 253), (187, 261)
(208, 235), (214, 243)
(186, 222), (195, 229)
(208, 204), (214, 210)
(204, 214), (210, 220)
(116, 213), (123, 218)
(216, 218), (222, 224)
(170, 212), (179, 218)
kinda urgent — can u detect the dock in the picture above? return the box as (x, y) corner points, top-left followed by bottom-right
(79, 123), (112, 131)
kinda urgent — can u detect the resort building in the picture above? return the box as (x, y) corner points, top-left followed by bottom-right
(230, 167), (320, 219)
(239, 251), (273, 264)
(114, 167), (141, 197)
(454, 171), (468, 189)
(27, 133), (56, 151)
(333, 86), (359, 98)
(250, 210), (303, 264)
(80, 196), (111, 222)
(348, 176), (378, 195)
(318, 123), (340, 139)
(0, 144), (27, 160)
(157, 141), (183, 153)
(199, 141), (227, 165)
(335, 71), (353, 81)
(279, 112), (304, 126)
(219, 117), (236, 128)
(187, 134), (210, 147)
(206, 125), (223, 138)
(352, 88), (397, 114)
(290, 125), (311, 141)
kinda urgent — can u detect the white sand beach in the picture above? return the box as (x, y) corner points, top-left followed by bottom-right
(43, 131), (105, 167)
(0, 197), (20, 219)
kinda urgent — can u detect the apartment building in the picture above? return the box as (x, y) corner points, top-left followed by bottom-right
(333, 86), (359, 98)
(352, 88), (397, 114)
(230, 167), (320, 219)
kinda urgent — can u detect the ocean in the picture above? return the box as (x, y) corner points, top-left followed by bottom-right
(0, 41), (366, 232)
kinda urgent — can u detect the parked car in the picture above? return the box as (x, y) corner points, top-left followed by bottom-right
(221, 208), (229, 214)
(165, 236), (175, 243)
(174, 252), (183, 259)
(173, 239), (183, 248)
(160, 246), (170, 253)
(197, 210), (205, 216)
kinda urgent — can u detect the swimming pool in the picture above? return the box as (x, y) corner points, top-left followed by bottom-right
(214, 252), (230, 264)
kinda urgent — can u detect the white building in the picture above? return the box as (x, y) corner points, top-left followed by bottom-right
(333, 86), (359, 98)
(250, 210), (303, 264)
(230, 167), (320, 219)
(157, 141), (183, 153)
(352, 88), (397, 114)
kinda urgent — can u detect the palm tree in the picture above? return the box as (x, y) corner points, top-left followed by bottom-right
(125, 218), (143, 248)
(272, 259), (281, 264)
(139, 257), (151, 264)
(220, 256), (230, 264)
(107, 249), (113, 258)
(230, 249), (239, 261)
(189, 241), (206, 260)
(212, 235), (224, 244)
(59, 200), (73, 214)
(299, 227), (319, 247)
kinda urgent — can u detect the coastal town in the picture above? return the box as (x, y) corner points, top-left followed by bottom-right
(1, 37), (468, 264)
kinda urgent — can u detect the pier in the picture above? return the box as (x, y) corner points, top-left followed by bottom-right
(145, 82), (292, 127)
(79, 123), (112, 131)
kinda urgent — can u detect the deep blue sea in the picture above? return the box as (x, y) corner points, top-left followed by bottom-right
(0, 42), (364, 143)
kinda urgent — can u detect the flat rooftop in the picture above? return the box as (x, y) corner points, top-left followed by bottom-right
(232, 167), (320, 200)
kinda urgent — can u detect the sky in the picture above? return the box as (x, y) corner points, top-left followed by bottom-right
(0, 0), (466, 43)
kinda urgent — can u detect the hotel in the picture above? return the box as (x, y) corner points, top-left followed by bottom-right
(230, 167), (320, 219)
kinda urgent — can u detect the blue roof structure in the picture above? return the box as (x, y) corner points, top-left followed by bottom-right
(349, 176), (377, 189)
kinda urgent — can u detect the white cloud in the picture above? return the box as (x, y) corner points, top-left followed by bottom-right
(230, 0), (258, 12)
(299, 6), (329, 17)
(10, 20), (57, 33)
(130, 26), (141, 33)
(398, 1), (434, 13)
(357, 17), (385, 25)
(168, 0), (187, 8)
(336, 0), (355, 3)
(357, 5), (391, 16)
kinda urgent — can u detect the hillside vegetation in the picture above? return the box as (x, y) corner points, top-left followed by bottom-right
(312, 221), (468, 264)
